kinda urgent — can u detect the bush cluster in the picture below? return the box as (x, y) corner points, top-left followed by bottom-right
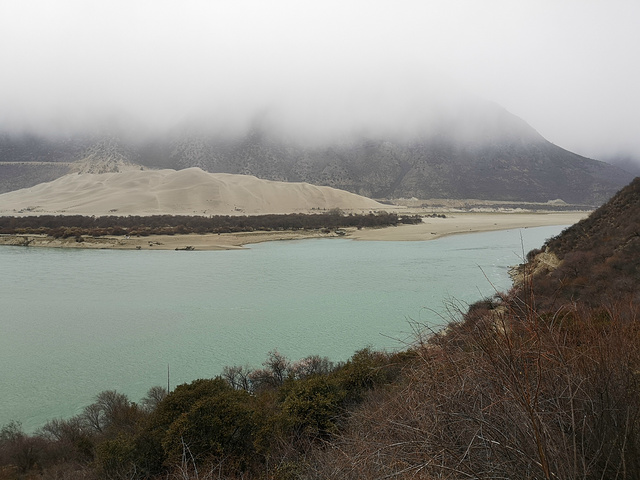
(0, 349), (409, 479)
(0, 212), (422, 238)
(304, 299), (640, 480)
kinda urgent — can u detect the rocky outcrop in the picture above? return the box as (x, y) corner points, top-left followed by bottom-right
(509, 249), (561, 286)
(70, 136), (138, 174)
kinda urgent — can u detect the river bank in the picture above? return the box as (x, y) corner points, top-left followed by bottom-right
(0, 211), (588, 250)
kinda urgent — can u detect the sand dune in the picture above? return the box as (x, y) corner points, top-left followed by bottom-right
(0, 167), (388, 216)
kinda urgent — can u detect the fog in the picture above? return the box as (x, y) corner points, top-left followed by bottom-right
(1, 0), (639, 160)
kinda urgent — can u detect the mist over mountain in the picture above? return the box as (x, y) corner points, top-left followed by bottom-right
(0, 98), (632, 206)
(604, 155), (640, 177)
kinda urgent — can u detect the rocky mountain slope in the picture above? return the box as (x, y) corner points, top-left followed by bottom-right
(0, 102), (633, 204)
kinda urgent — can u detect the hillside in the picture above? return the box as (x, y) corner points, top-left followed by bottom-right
(0, 167), (387, 216)
(521, 176), (640, 308)
(0, 102), (633, 204)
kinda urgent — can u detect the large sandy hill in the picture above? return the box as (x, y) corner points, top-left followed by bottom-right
(0, 167), (388, 216)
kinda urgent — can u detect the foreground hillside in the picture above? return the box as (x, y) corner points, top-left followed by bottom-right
(0, 167), (388, 216)
(531, 176), (640, 307)
(1, 180), (638, 479)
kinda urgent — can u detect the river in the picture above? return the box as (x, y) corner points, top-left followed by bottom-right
(0, 225), (564, 431)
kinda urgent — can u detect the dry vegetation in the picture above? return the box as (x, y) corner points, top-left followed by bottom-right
(303, 179), (640, 479)
(0, 211), (421, 239)
(305, 296), (640, 479)
(2, 180), (640, 479)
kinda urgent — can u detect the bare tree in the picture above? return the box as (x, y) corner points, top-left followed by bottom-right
(248, 350), (292, 391)
(290, 355), (334, 379)
(222, 365), (252, 391)
(141, 385), (167, 412)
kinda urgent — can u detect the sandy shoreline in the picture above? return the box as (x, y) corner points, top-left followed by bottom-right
(0, 212), (588, 251)
(349, 212), (588, 242)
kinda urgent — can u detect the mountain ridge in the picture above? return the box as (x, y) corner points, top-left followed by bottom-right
(0, 102), (632, 204)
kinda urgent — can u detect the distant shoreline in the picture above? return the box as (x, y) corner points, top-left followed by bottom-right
(349, 211), (588, 242)
(0, 211), (588, 251)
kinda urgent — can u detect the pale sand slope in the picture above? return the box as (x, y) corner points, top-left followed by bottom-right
(0, 167), (389, 216)
(0, 212), (588, 250)
(349, 212), (589, 242)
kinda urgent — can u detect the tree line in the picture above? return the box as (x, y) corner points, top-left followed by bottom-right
(0, 211), (422, 238)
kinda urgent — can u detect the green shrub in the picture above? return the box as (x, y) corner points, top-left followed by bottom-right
(161, 389), (256, 468)
(280, 375), (346, 437)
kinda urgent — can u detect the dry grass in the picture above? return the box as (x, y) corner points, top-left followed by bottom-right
(304, 291), (640, 479)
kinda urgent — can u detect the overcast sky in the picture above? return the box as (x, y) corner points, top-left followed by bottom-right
(1, 0), (639, 160)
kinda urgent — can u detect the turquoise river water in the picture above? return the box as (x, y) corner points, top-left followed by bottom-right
(0, 225), (566, 432)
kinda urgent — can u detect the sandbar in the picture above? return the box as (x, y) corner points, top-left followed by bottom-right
(349, 212), (587, 242)
(0, 211), (588, 250)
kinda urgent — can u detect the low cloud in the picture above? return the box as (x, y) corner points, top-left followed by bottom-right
(1, 1), (639, 161)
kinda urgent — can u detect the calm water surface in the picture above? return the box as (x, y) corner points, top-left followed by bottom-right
(0, 226), (565, 431)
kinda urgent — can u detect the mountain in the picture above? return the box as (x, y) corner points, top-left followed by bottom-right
(0, 101), (633, 205)
(604, 154), (640, 176)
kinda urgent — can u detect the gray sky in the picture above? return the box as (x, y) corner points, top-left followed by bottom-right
(1, 0), (639, 160)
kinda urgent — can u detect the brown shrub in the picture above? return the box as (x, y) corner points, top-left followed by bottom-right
(305, 301), (640, 479)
